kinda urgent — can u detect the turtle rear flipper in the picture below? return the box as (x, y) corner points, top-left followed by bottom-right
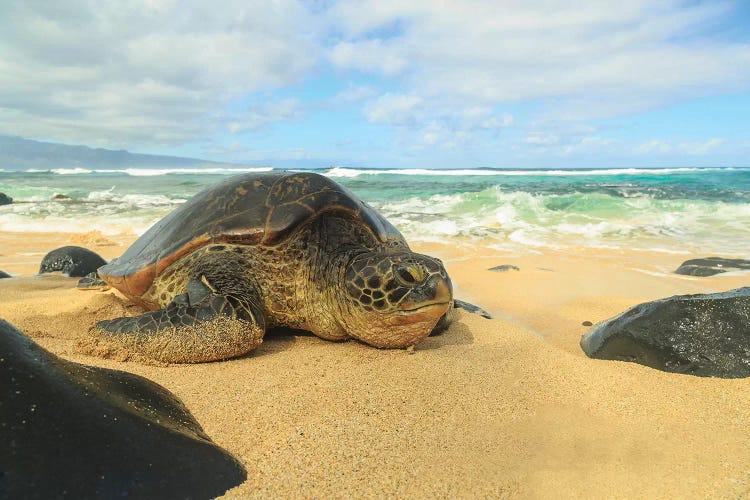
(87, 278), (265, 363)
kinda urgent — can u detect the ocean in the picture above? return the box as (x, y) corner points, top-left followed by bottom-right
(1, 166), (749, 255)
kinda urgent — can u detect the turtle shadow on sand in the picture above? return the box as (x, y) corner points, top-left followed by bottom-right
(0, 274), (77, 293)
(418, 319), (475, 350)
(238, 327), (301, 359)
(245, 319), (475, 357)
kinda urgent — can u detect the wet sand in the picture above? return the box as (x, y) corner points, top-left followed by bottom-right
(1, 231), (749, 498)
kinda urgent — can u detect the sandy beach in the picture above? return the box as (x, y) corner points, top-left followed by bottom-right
(1, 230), (749, 498)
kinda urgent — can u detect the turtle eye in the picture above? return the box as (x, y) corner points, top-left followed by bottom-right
(395, 265), (421, 285)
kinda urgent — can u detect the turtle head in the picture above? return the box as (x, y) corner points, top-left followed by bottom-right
(339, 251), (453, 348)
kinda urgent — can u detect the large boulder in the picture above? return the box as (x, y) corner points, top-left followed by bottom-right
(0, 319), (246, 498)
(674, 257), (750, 277)
(38, 245), (107, 277)
(580, 287), (750, 378)
(0, 192), (12, 205)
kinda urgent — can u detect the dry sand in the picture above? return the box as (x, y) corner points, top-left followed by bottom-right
(1, 231), (749, 498)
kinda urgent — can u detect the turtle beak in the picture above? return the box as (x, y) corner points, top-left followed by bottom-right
(382, 273), (452, 335)
(398, 274), (453, 313)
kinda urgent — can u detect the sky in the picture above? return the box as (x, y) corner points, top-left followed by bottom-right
(0, 0), (749, 169)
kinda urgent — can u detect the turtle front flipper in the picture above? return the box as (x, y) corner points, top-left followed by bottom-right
(76, 272), (109, 290)
(86, 276), (266, 363)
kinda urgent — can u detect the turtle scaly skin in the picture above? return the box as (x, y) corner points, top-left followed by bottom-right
(82, 172), (453, 363)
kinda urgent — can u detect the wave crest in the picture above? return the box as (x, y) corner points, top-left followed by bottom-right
(371, 188), (750, 254)
(23, 167), (274, 176)
(325, 166), (742, 178)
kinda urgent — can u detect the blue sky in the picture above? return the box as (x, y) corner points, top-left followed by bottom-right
(0, 0), (749, 168)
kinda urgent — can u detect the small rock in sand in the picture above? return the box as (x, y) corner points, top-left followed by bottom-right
(674, 257), (750, 277)
(488, 264), (520, 272)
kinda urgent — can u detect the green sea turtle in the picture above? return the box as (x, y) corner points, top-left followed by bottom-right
(83, 172), (453, 363)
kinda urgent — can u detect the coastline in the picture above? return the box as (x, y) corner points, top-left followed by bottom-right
(1, 231), (749, 497)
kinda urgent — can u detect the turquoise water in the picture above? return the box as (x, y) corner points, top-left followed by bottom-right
(1, 166), (749, 254)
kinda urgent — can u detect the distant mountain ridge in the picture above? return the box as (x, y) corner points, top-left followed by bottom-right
(0, 136), (250, 170)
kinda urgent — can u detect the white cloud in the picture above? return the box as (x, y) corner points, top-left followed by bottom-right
(228, 99), (304, 133)
(477, 111), (513, 129)
(560, 136), (615, 156)
(333, 84), (379, 103)
(636, 140), (674, 154)
(0, 0), (746, 157)
(525, 134), (560, 145)
(364, 93), (422, 125)
(421, 121), (444, 145)
(0, 0), (318, 146)
(329, 39), (408, 75)
(681, 138), (726, 155)
(418, 121), (472, 149)
(363, 92), (514, 147)
(328, 1), (750, 120)
(636, 137), (726, 155)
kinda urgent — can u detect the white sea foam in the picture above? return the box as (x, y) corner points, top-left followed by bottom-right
(11, 165), (746, 178)
(325, 166), (743, 178)
(370, 194), (465, 216)
(24, 167), (95, 174)
(106, 167), (273, 176)
(0, 214), (152, 235)
(631, 247), (691, 255)
(21, 166), (273, 176)
(364, 187), (750, 254)
(85, 189), (184, 206)
(3, 168), (750, 255)
(24, 195), (55, 202)
(326, 167), (509, 177)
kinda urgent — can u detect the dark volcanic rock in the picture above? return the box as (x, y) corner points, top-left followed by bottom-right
(580, 287), (750, 378)
(38, 245), (107, 277)
(674, 257), (750, 277)
(0, 270), (11, 278)
(488, 264), (520, 272)
(0, 192), (12, 205)
(0, 319), (246, 498)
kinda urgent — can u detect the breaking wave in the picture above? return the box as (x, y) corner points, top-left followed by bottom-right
(324, 166), (743, 178)
(1, 166), (749, 254)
